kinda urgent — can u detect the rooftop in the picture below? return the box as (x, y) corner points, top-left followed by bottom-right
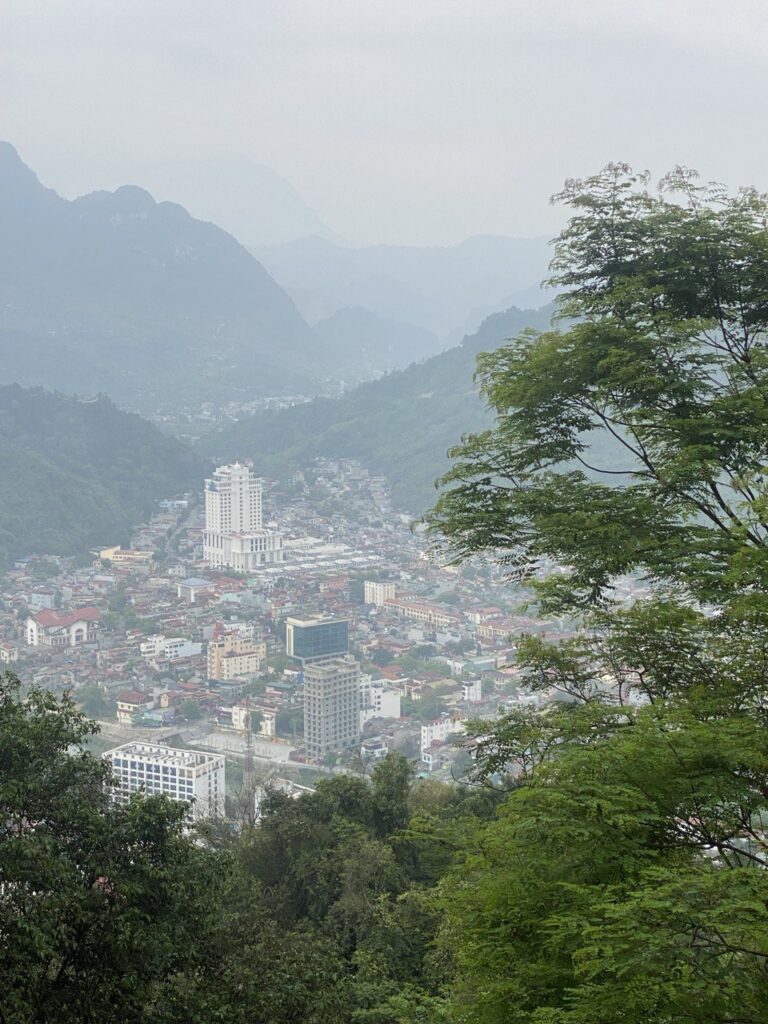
(104, 742), (223, 768)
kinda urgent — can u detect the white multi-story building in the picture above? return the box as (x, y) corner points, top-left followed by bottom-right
(304, 656), (361, 761)
(140, 635), (203, 662)
(364, 580), (396, 607)
(203, 463), (284, 571)
(461, 679), (483, 703)
(104, 742), (225, 821)
(420, 715), (466, 753)
(26, 607), (100, 648)
(360, 676), (402, 727)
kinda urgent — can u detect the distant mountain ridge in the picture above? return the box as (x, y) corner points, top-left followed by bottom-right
(0, 385), (208, 565)
(252, 234), (554, 338)
(0, 142), (322, 412)
(203, 305), (555, 513)
(144, 156), (338, 246)
(312, 307), (443, 383)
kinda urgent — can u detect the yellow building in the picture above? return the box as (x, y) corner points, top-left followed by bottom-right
(207, 632), (266, 681)
(99, 546), (154, 565)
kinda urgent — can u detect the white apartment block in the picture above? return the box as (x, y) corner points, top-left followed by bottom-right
(360, 676), (402, 727)
(104, 742), (225, 821)
(420, 715), (466, 753)
(203, 463), (284, 571)
(462, 679), (483, 703)
(364, 580), (396, 607)
(140, 635), (203, 662)
(304, 656), (361, 761)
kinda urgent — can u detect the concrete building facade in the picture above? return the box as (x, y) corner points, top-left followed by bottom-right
(104, 742), (225, 821)
(207, 626), (266, 681)
(364, 580), (396, 607)
(26, 607), (100, 648)
(203, 463), (284, 571)
(304, 655), (361, 761)
(286, 616), (349, 664)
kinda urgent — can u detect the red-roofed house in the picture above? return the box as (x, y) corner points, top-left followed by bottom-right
(26, 607), (100, 648)
(0, 641), (19, 663)
(116, 689), (154, 724)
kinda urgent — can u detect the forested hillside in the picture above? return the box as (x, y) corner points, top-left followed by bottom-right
(204, 305), (554, 513)
(0, 142), (321, 412)
(0, 386), (207, 564)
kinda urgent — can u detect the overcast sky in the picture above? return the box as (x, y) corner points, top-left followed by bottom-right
(3, 0), (768, 246)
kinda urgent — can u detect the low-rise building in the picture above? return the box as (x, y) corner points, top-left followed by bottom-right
(140, 635), (203, 662)
(0, 641), (19, 663)
(98, 546), (153, 565)
(360, 676), (401, 727)
(26, 607), (100, 648)
(364, 580), (396, 607)
(462, 679), (483, 703)
(383, 598), (460, 631)
(116, 689), (154, 724)
(207, 626), (265, 681)
(420, 715), (466, 754)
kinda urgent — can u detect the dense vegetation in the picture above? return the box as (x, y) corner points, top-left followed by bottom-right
(427, 164), (768, 1021)
(6, 165), (768, 1022)
(0, 385), (207, 565)
(0, 673), (500, 1023)
(204, 305), (554, 513)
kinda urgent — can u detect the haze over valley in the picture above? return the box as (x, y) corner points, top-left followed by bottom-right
(4, 5), (768, 1021)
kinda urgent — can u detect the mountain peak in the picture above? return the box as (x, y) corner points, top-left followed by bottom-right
(0, 141), (59, 207)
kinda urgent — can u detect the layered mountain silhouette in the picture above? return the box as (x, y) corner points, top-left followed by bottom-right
(312, 306), (443, 383)
(0, 142), (323, 411)
(252, 233), (554, 339)
(202, 305), (555, 514)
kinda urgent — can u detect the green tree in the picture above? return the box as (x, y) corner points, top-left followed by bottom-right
(427, 166), (768, 1023)
(179, 698), (203, 720)
(76, 684), (115, 719)
(0, 672), (222, 1024)
(430, 164), (768, 611)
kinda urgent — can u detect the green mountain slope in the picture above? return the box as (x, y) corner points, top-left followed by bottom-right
(203, 306), (554, 513)
(0, 386), (208, 564)
(0, 142), (323, 413)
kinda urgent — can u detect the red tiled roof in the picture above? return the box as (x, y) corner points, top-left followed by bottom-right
(116, 690), (151, 704)
(34, 607), (100, 628)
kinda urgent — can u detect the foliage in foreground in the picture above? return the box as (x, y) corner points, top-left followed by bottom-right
(0, 673), (497, 1023)
(7, 165), (768, 1023)
(425, 164), (768, 1022)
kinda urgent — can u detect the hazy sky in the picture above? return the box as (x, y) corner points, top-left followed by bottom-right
(3, 0), (768, 246)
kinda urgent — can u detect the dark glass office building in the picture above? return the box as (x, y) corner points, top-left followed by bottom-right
(286, 617), (349, 662)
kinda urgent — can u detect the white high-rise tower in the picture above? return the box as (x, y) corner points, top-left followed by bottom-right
(203, 463), (283, 571)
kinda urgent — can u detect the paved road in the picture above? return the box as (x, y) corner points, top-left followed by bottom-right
(200, 731), (294, 763)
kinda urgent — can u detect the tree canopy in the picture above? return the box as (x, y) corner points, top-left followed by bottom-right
(430, 164), (768, 610)
(427, 165), (768, 1022)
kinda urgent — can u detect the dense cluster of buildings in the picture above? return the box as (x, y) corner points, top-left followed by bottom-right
(0, 455), (638, 822)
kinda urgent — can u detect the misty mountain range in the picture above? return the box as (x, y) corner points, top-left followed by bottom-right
(252, 233), (553, 339)
(0, 142), (552, 412)
(203, 305), (555, 514)
(0, 140), (554, 556)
